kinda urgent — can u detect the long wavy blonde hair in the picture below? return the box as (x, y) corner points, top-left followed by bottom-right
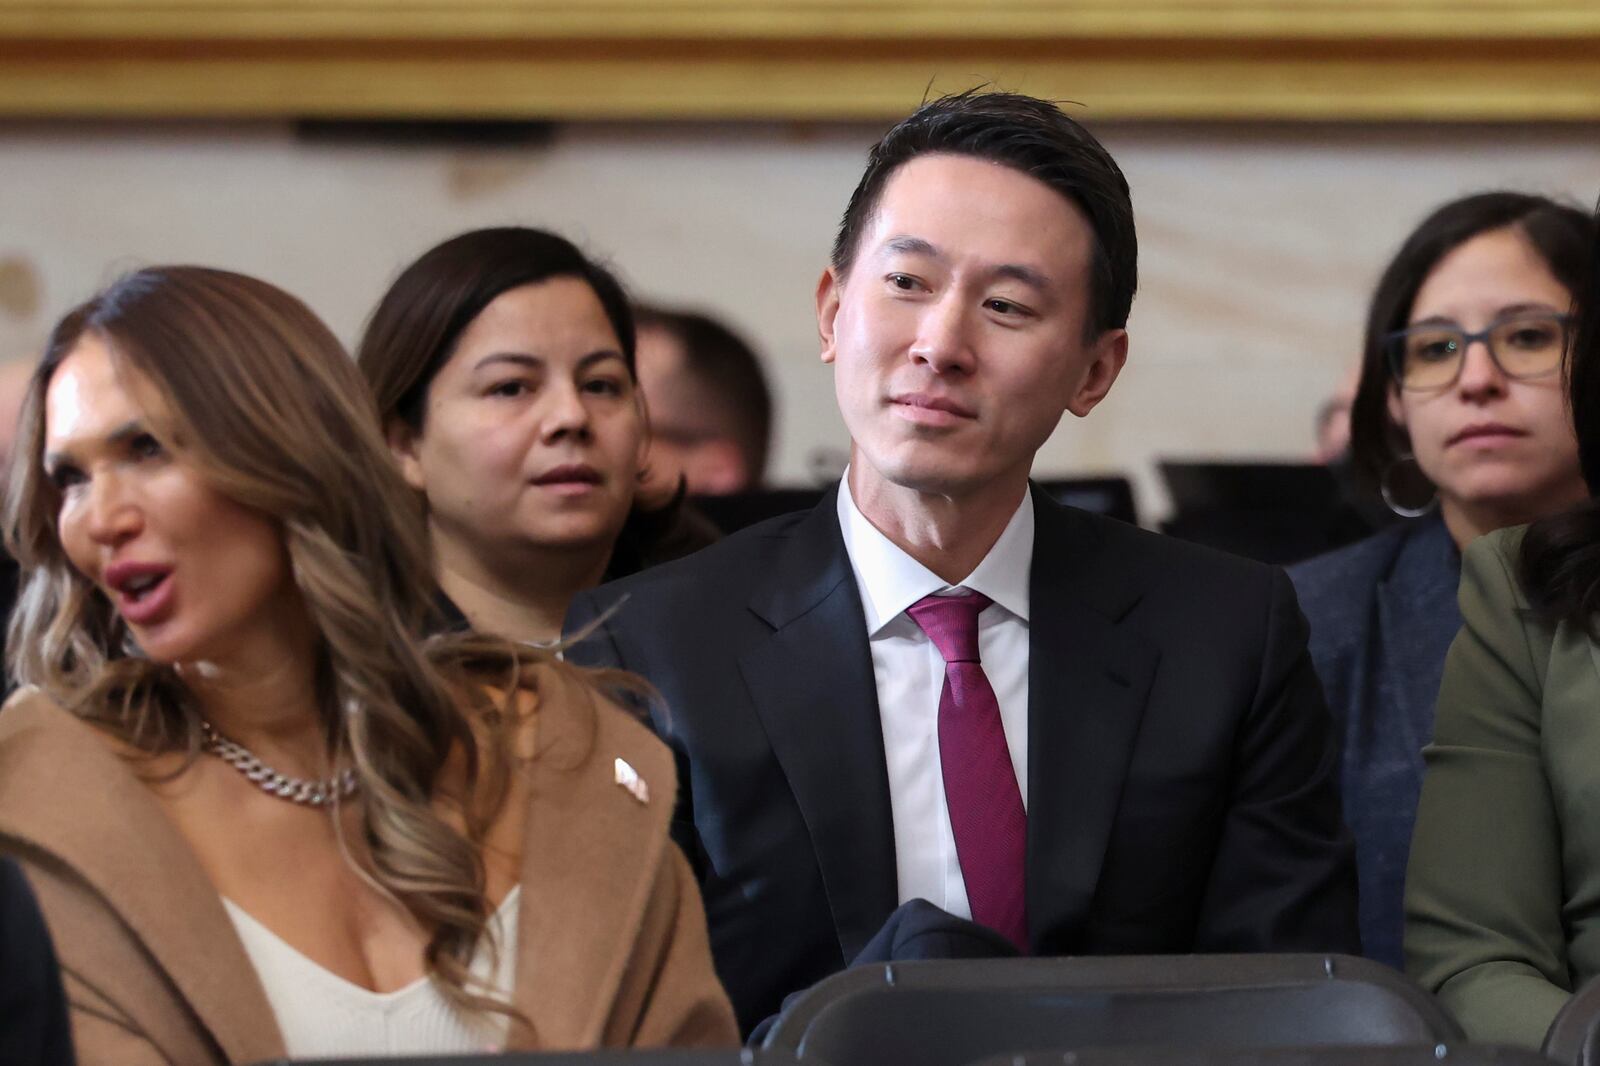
(4, 265), (570, 1014)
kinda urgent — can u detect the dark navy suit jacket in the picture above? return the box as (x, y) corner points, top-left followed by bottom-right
(1289, 513), (1461, 970)
(569, 483), (1360, 1034)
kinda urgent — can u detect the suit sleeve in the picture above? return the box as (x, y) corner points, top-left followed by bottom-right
(611, 842), (739, 1048)
(1194, 566), (1361, 954)
(1404, 533), (1569, 1048)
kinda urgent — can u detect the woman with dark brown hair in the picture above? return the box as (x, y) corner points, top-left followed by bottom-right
(1288, 191), (1593, 970)
(0, 265), (735, 1062)
(358, 228), (715, 645)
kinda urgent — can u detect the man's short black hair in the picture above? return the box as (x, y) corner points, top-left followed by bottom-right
(831, 88), (1137, 336)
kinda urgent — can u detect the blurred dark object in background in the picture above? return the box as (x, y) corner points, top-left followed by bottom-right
(1039, 477), (1139, 526)
(1160, 460), (1391, 565)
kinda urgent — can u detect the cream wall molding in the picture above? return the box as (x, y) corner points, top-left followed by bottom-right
(2, 1), (1597, 120)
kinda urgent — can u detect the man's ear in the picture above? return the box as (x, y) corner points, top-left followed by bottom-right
(816, 267), (843, 365)
(1065, 328), (1130, 418)
(384, 417), (428, 492)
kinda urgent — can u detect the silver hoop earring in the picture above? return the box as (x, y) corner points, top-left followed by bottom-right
(1380, 454), (1438, 518)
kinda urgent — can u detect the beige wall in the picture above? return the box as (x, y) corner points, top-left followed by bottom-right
(2, 119), (1596, 519)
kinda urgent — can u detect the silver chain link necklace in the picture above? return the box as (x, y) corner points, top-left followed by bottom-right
(199, 719), (359, 809)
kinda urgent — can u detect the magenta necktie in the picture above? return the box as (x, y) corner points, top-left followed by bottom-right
(905, 590), (1028, 951)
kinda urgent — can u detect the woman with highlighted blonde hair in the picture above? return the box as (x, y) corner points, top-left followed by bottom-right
(0, 265), (734, 1063)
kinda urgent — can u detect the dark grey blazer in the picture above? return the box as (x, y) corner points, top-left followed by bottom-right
(1289, 512), (1461, 970)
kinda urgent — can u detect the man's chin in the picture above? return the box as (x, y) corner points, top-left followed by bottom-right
(859, 454), (985, 499)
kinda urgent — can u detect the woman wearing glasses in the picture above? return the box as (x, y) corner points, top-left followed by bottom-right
(1289, 192), (1594, 971)
(1405, 194), (1600, 1047)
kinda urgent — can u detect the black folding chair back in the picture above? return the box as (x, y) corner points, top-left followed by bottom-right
(762, 956), (1459, 1066)
(253, 1051), (810, 1066)
(968, 1045), (1552, 1066)
(1545, 974), (1600, 1065)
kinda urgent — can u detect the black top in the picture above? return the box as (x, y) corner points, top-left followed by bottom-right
(0, 856), (75, 1065)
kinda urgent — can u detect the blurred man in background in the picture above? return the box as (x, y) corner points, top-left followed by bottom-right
(635, 304), (773, 495)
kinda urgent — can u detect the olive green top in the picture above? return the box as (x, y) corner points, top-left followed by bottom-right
(1406, 525), (1600, 1048)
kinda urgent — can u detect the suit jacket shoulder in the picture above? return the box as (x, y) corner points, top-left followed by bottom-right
(1033, 496), (1298, 662)
(574, 505), (820, 614)
(566, 496), (845, 680)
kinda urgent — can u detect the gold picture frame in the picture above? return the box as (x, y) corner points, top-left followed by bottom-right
(1, 1), (1597, 120)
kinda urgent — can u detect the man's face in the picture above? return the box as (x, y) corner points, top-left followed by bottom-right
(817, 153), (1127, 502)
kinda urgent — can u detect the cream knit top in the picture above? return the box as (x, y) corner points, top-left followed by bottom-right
(222, 886), (520, 1058)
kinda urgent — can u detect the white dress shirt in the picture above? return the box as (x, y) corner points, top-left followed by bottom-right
(836, 477), (1033, 921)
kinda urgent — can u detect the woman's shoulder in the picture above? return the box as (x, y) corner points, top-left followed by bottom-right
(1290, 521), (1426, 594)
(0, 686), (145, 798)
(1458, 526), (1536, 621)
(0, 686), (105, 763)
(1451, 525), (1580, 708)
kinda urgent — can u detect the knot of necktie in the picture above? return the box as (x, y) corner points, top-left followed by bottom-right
(906, 591), (992, 664)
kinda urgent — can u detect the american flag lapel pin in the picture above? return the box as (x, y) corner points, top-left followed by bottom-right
(614, 757), (649, 805)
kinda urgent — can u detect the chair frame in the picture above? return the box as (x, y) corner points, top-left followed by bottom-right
(762, 954), (1461, 1055)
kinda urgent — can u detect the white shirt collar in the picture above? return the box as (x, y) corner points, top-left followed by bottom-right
(836, 471), (1034, 637)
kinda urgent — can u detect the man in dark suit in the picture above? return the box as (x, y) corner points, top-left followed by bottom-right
(567, 90), (1359, 1034)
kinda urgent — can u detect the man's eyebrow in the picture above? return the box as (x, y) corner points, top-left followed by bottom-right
(992, 263), (1055, 293)
(884, 236), (942, 259)
(883, 235), (1053, 292)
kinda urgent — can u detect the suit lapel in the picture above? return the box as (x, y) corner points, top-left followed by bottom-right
(0, 694), (284, 1063)
(509, 696), (673, 1049)
(1024, 493), (1159, 949)
(738, 488), (899, 964)
(1374, 517), (1462, 764)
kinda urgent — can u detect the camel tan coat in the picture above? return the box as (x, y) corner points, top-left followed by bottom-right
(0, 687), (737, 1064)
